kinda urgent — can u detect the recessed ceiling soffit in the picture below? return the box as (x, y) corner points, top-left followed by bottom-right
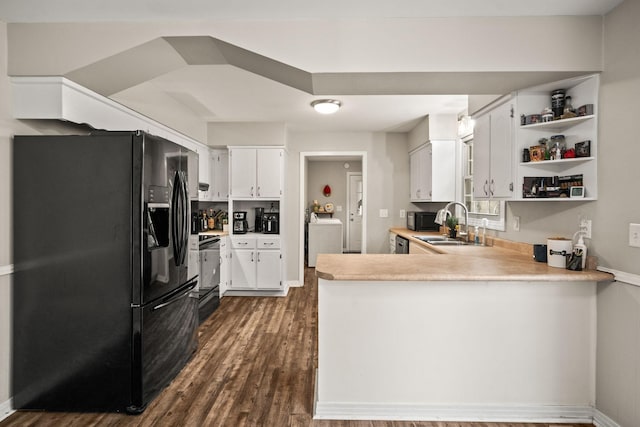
(64, 35), (595, 98)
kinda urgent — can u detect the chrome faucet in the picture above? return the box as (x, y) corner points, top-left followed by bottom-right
(443, 201), (469, 242)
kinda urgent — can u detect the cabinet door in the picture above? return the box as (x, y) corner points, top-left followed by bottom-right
(431, 140), (457, 202)
(421, 145), (433, 200)
(230, 149), (257, 198)
(256, 250), (282, 289)
(219, 238), (228, 296)
(488, 101), (513, 198)
(199, 147), (211, 186)
(473, 112), (491, 199)
(230, 250), (256, 289)
(256, 149), (282, 198)
(409, 149), (421, 201)
(410, 145), (430, 201)
(211, 150), (229, 200)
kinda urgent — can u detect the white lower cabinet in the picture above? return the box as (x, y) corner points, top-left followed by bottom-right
(229, 236), (282, 290)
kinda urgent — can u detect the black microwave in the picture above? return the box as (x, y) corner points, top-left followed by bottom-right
(407, 211), (439, 231)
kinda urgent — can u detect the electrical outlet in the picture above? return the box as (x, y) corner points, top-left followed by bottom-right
(379, 209), (388, 218)
(400, 209), (406, 218)
(336, 205), (343, 212)
(630, 223), (640, 248)
(513, 216), (520, 231)
(580, 219), (592, 239)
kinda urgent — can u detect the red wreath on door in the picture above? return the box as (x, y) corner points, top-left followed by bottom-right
(323, 185), (331, 197)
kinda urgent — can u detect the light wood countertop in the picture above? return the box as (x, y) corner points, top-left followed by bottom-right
(315, 228), (614, 282)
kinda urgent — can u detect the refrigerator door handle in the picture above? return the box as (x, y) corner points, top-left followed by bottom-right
(179, 171), (189, 265)
(171, 170), (182, 266)
(152, 280), (198, 311)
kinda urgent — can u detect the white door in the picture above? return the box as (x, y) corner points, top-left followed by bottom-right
(347, 173), (363, 253)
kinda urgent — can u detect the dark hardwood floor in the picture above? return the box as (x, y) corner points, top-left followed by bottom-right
(2, 268), (594, 427)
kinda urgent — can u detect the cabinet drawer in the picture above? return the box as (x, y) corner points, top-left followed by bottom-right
(231, 237), (256, 249)
(257, 238), (280, 249)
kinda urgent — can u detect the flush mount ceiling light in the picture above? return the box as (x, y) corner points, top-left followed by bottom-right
(311, 99), (342, 114)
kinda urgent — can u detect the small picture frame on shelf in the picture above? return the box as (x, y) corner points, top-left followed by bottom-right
(575, 140), (591, 157)
(529, 145), (544, 162)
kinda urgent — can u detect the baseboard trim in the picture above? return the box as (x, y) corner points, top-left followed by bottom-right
(593, 409), (622, 427)
(223, 287), (289, 297)
(0, 264), (13, 277)
(314, 401), (595, 423)
(286, 280), (302, 288)
(0, 398), (14, 423)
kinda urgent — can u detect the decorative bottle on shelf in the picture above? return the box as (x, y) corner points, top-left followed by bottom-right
(201, 211), (208, 231)
(207, 209), (215, 230)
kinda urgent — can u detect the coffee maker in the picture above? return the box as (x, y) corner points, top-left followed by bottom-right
(233, 211), (248, 234)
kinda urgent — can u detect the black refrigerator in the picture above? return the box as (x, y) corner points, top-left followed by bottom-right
(12, 130), (199, 413)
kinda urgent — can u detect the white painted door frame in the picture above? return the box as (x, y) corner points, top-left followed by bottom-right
(299, 151), (367, 284)
(345, 172), (363, 253)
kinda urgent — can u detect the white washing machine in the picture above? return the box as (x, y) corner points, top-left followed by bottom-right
(308, 218), (343, 267)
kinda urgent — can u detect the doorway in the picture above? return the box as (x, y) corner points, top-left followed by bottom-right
(346, 172), (362, 253)
(299, 152), (367, 284)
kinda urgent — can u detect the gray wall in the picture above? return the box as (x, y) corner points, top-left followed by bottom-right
(0, 21), (11, 406)
(593, 1), (640, 425)
(307, 160), (362, 226)
(0, 23), (90, 405)
(285, 131), (413, 281)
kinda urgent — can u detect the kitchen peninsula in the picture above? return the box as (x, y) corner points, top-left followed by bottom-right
(314, 232), (613, 423)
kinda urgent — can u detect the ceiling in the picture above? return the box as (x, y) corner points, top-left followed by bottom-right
(0, 0), (624, 137)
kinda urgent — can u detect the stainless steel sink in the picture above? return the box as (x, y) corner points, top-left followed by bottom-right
(412, 235), (447, 242)
(412, 235), (472, 246)
(427, 240), (470, 246)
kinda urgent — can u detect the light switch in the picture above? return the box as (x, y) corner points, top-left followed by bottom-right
(336, 205), (343, 212)
(630, 223), (640, 248)
(379, 209), (388, 218)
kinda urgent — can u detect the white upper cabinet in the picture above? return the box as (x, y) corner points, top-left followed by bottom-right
(198, 146), (211, 187)
(410, 140), (459, 202)
(472, 97), (514, 199)
(210, 149), (229, 201)
(408, 114), (460, 202)
(229, 148), (256, 198)
(229, 147), (283, 199)
(256, 149), (283, 198)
